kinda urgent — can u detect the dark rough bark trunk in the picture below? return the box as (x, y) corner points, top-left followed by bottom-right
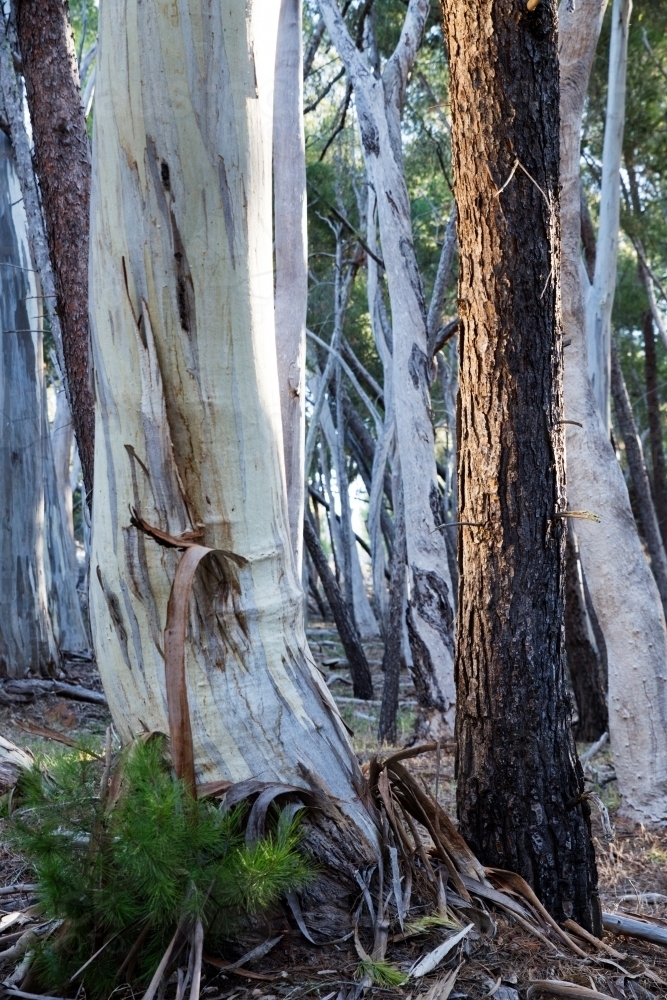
(441, 0), (599, 926)
(643, 311), (667, 550)
(610, 340), (667, 618)
(378, 487), (406, 744)
(16, 0), (95, 502)
(565, 526), (608, 742)
(303, 509), (374, 700)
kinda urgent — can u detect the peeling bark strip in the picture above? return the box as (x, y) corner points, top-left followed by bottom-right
(89, 0), (377, 853)
(16, 0), (95, 501)
(441, 0), (598, 925)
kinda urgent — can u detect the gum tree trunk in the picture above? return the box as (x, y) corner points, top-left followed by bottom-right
(442, 0), (598, 926)
(560, 0), (667, 823)
(0, 130), (58, 678)
(90, 0), (376, 861)
(273, 0), (307, 567)
(319, 0), (457, 738)
(16, 0), (95, 501)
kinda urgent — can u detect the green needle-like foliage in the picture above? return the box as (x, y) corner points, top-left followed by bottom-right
(8, 737), (312, 997)
(357, 959), (408, 987)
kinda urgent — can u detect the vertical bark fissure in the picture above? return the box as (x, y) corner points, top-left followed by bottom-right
(442, 0), (598, 925)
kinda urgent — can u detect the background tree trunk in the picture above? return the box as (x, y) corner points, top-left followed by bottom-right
(89, 0), (377, 863)
(319, 0), (457, 738)
(16, 0), (95, 501)
(559, 0), (667, 824)
(303, 510), (374, 700)
(643, 310), (667, 547)
(442, 0), (598, 926)
(565, 526), (608, 741)
(610, 340), (667, 616)
(0, 130), (58, 678)
(274, 0), (307, 568)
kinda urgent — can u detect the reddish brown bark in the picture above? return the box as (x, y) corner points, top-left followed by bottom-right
(16, 0), (94, 501)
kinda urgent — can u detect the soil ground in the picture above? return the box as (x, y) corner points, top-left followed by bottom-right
(1, 621), (666, 1000)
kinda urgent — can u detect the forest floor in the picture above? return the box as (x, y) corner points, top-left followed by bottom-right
(1, 621), (666, 999)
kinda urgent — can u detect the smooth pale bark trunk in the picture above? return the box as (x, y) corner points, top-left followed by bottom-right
(585, 0), (632, 431)
(51, 386), (75, 545)
(0, 131), (58, 679)
(560, 0), (667, 823)
(319, 0), (456, 737)
(443, 0), (598, 926)
(610, 341), (667, 617)
(90, 0), (376, 854)
(16, 0), (95, 501)
(274, 0), (307, 569)
(43, 401), (90, 656)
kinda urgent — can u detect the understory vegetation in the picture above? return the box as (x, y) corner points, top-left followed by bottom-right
(5, 738), (312, 997)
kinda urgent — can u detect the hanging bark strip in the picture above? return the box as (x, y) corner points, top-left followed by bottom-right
(441, 0), (598, 925)
(16, 0), (95, 501)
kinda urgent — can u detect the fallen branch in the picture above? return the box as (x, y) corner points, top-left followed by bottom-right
(602, 911), (667, 947)
(527, 982), (615, 1000)
(0, 679), (107, 706)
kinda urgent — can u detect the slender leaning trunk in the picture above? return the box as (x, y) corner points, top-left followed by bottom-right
(16, 0), (95, 500)
(90, 0), (376, 861)
(442, 0), (598, 925)
(0, 131), (58, 678)
(643, 311), (667, 548)
(560, 0), (667, 823)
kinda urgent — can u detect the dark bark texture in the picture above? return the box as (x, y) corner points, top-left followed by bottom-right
(16, 0), (95, 501)
(565, 526), (608, 741)
(303, 509), (374, 700)
(611, 340), (667, 618)
(441, 0), (598, 926)
(643, 311), (667, 550)
(378, 487), (406, 743)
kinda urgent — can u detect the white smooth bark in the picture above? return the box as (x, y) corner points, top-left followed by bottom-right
(560, 0), (667, 822)
(585, 0), (632, 431)
(319, 0), (456, 735)
(89, 0), (375, 844)
(274, 0), (308, 569)
(0, 130), (58, 678)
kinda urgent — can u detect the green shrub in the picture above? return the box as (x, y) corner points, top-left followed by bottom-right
(8, 736), (312, 997)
